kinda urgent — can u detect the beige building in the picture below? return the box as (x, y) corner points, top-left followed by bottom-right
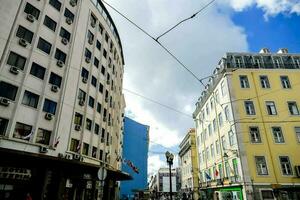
(0, 0), (129, 199)
(179, 128), (199, 200)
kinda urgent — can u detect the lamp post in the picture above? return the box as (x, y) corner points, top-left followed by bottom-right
(165, 151), (174, 200)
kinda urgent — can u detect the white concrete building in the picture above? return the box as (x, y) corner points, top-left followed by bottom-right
(0, 0), (128, 199)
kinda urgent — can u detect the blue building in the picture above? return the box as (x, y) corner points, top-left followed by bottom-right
(120, 117), (149, 199)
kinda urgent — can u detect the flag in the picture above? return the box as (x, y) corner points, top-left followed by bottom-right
(215, 168), (219, 177)
(76, 142), (81, 152)
(205, 172), (211, 181)
(54, 136), (60, 148)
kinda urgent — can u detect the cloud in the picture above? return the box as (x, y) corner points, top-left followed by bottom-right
(148, 155), (167, 176)
(223, 0), (300, 19)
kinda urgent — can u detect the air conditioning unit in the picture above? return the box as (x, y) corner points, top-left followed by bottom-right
(19, 38), (27, 47)
(75, 124), (81, 131)
(91, 21), (96, 28)
(88, 38), (93, 44)
(26, 14), (35, 22)
(82, 77), (88, 83)
(66, 17), (73, 25)
(70, 0), (77, 7)
(51, 85), (59, 93)
(57, 60), (64, 68)
(58, 153), (64, 158)
(73, 154), (81, 160)
(85, 57), (91, 63)
(9, 66), (19, 75)
(295, 166), (300, 177)
(39, 146), (48, 153)
(45, 113), (53, 120)
(61, 37), (68, 45)
(78, 99), (85, 106)
(0, 97), (10, 107)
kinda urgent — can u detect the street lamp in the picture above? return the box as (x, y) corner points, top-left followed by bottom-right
(165, 151), (174, 200)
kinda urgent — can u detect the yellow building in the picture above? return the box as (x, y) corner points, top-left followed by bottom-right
(193, 48), (300, 200)
(179, 128), (199, 200)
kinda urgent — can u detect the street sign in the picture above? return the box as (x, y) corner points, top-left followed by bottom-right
(97, 167), (107, 181)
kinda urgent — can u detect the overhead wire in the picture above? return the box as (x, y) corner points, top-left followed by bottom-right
(155, 0), (216, 41)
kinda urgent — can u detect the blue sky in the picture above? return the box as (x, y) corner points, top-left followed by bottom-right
(232, 7), (300, 53)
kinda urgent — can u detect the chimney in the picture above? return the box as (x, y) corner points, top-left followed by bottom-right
(259, 48), (270, 54)
(277, 48), (288, 54)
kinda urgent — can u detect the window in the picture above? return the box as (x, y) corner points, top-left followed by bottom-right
(91, 76), (97, 87)
(49, 72), (62, 88)
(92, 146), (97, 158)
(221, 136), (226, 150)
(63, 8), (74, 21)
(16, 26), (33, 43)
(43, 99), (57, 114)
(0, 118), (9, 136)
(7, 51), (26, 70)
(280, 76), (291, 89)
(224, 105), (230, 121)
(103, 49), (107, 58)
(260, 76), (270, 88)
(272, 127), (285, 143)
(30, 63), (45, 80)
(0, 82), (18, 101)
(87, 30), (94, 41)
(97, 103), (101, 113)
(208, 124), (212, 136)
(37, 38), (51, 54)
(96, 40), (101, 50)
(90, 14), (97, 26)
(225, 162), (230, 178)
(101, 128), (105, 141)
(255, 156), (268, 175)
(210, 144), (214, 158)
(295, 127), (300, 142)
(94, 58), (99, 68)
(22, 90), (39, 108)
(81, 67), (89, 79)
(74, 113), (83, 125)
(218, 112), (223, 127)
(85, 48), (92, 59)
(24, 3), (40, 19)
(13, 122), (32, 141)
(206, 104), (209, 115)
(59, 27), (71, 40)
(94, 123), (99, 135)
(99, 150), (103, 160)
(228, 131), (235, 146)
(88, 96), (94, 108)
(105, 33), (109, 42)
(239, 75), (249, 88)
(70, 138), (79, 152)
(99, 23), (103, 33)
(86, 118), (92, 130)
(99, 83), (103, 93)
(49, 0), (61, 11)
(213, 119), (217, 132)
(43, 16), (57, 31)
(288, 101), (299, 115)
(232, 159), (239, 176)
(78, 89), (86, 101)
(261, 190), (274, 199)
(36, 128), (51, 145)
(54, 48), (66, 63)
(215, 90), (220, 103)
(244, 101), (255, 115)
(210, 98), (214, 110)
(206, 147), (210, 160)
(249, 127), (261, 143)
(101, 65), (105, 75)
(279, 156), (292, 175)
(266, 101), (277, 115)
(221, 81), (226, 96)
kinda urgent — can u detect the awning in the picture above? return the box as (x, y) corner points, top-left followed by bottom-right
(106, 167), (132, 181)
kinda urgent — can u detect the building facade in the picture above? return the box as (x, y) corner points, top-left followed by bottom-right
(0, 0), (130, 199)
(120, 117), (149, 199)
(179, 128), (199, 199)
(193, 48), (300, 200)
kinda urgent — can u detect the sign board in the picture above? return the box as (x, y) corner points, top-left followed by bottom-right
(97, 167), (107, 181)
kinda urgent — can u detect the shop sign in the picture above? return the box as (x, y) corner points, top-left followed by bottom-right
(83, 173), (92, 179)
(86, 180), (92, 189)
(66, 178), (73, 188)
(0, 167), (31, 180)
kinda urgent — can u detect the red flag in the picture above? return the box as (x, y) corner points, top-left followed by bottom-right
(215, 168), (219, 177)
